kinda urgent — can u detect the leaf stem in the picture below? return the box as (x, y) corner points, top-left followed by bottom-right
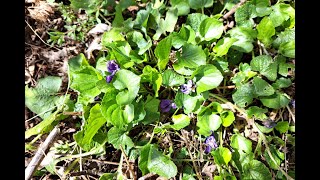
(219, 128), (223, 147)
(253, 134), (262, 157)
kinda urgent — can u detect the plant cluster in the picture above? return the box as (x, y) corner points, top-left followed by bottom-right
(26, 0), (295, 179)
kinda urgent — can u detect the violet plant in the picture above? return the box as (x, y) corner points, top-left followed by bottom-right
(25, 0), (295, 179)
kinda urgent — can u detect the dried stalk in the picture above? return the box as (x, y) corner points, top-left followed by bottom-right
(222, 0), (247, 19)
(25, 126), (60, 180)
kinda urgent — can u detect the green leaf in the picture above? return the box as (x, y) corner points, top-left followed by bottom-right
(242, 160), (272, 180)
(188, 0), (213, 10)
(171, 25), (196, 49)
(212, 57), (229, 73)
(171, 114), (190, 130)
(277, 56), (295, 77)
(209, 101), (223, 114)
(104, 41), (133, 68)
(170, 0), (190, 16)
(140, 144), (178, 178)
(175, 92), (203, 114)
(221, 110), (235, 127)
(99, 173), (116, 180)
(275, 121), (289, 133)
(269, 3), (295, 27)
(123, 104), (135, 123)
(186, 13), (209, 32)
(74, 104), (107, 151)
(153, 8), (178, 40)
(147, 146), (178, 178)
(25, 111), (59, 139)
(70, 0), (99, 14)
(127, 31), (152, 55)
(264, 145), (284, 170)
(224, 0), (240, 11)
(252, 76), (275, 97)
(68, 53), (89, 73)
(141, 65), (162, 97)
(172, 61), (194, 76)
(213, 37), (238, 56)
(211, 147), (232, 165)
(234, 2), (257, 28)
(255, 122), (274, 134)
(113, 69), (140, 105)
(272, 28), (295, 49)
(230, 134), (252, 153)
(109, 105), (128, 129)
(100, 87), (118, 120)
(191, 64), (224, 94)
(25, 76), (63, 119)
(260, 92), (290, 109)
(133, 7), (151, 28)
(101, 28), (125, 45)
(250, 55), (278, 81)
(162, 69), (185, 87)
(228, 49), (243, 65)
(197, 112), (222, 136)
(252, 0), (271, 17)
(112, 0), (136, 27)
(199, 17), (224, 41)
(246, 106), (268, 120)
(279, 41), (295, 58)
(231, 149), (254, 173)
(256, 17), (275, 47)
(129, 50), (148, 64)
(139, 144), (151, 175)
(96, 79), (114, 93)
(228, 27), (257, 53)
(182, 165), (196, 180)
(107, 126), (134, 149)
(232, 83), (254, 107)
(142, 95), (160, 125)
(272, 77), (292, 89)
(231, 63), (257, 86)
(70, 66), (103, 104)
(131, 100), (146, 123)
(154, 35), (172, 71)
(175, 43), (207, 69)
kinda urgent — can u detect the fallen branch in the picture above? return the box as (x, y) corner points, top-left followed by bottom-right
(25, 126), (60, 180)
(222, 0), (247, 19)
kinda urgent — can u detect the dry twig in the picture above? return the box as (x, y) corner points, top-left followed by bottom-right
(25, 126), (60, 180)
(222, 0), (247, 19)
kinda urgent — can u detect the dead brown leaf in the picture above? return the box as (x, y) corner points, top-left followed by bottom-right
(27, 1), (54, 22)
(202, 162), (216, 180)
(42, 48), (68, 62)
(128, 5), (139, 12)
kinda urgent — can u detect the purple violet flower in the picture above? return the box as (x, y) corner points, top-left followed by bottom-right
(262, 119), (277, 128)
(171, 102), (177, 109)
(160, 99), (177, 112)
(180, 80), (195, 94)
(204, 133), (218, 153)
(107, 60), (120, 74)
(291, 99), (295, 109)
(106, 75), (114, 83)
(106, 60), (120, 83)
